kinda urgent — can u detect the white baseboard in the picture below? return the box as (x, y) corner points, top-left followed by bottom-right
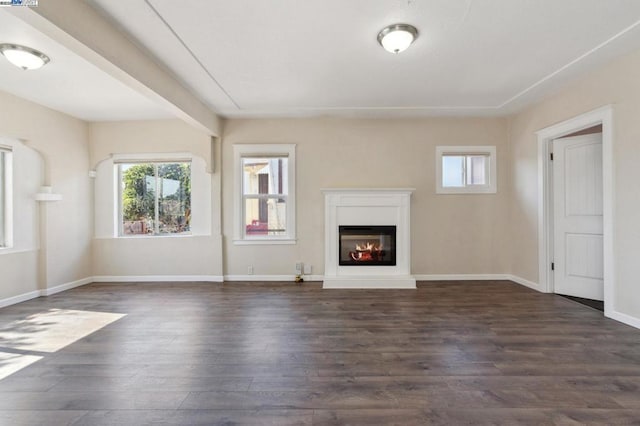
(414, 273), (543, 292)
(0, 276), (96, 308)
(224, 274), (324, 282)
(224, 274), (294, 282)
(92, 275), (224, 283)
(41, 277), (94, 296)
(0, 290), (41, 309)
(302, 275), (324, 282)
(224, 275), (296, 282)
(414, 274), (511, 281)
(505, 275), (543, 292)
(224, 274), (541, 288)
(607, 310), (640, 329)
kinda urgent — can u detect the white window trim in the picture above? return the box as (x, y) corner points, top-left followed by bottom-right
(111, 152), (193, 163)
(0, 146), (13, 249)
(114, 153), (193, 238)
(436, 145), (497, 194)
(233, 144), (296, 245)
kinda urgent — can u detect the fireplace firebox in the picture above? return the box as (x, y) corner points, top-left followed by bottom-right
(339, 225), (396, 266)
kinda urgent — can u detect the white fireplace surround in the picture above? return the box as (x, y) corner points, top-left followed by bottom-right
(322, 188), (416, 289)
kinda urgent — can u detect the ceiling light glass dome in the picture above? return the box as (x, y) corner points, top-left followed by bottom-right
(377, 24), (418, 54)
(0, 44), (50, 70)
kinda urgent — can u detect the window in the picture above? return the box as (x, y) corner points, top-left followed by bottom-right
(117, 161), (191, 236)
(0, 149), (6, 247)
(234, 144), (296, 244)
(436, 146), (497, 194)
(0, 147), (11, 248)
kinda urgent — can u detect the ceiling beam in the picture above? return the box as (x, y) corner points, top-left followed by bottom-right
(9, 0), (222, 136)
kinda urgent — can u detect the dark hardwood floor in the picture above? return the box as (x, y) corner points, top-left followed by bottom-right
(0, 280), (639, 425)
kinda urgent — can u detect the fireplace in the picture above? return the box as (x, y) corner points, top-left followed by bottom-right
(322, 188), (416, 289)
(339, 226), (396, 266)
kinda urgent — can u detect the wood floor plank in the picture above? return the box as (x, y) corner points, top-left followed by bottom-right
(0, 410), (88, 426)
(0, 280), (638, 425)
(71, 409), (314, 426)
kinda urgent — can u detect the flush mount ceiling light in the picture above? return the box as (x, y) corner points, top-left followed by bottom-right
(377, 23), (418, 54)
(0, 43), (50, 70)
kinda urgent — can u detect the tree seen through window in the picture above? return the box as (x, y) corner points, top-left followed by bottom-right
(120, 162), (191, 235)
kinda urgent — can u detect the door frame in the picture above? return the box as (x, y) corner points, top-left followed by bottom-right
(536, 105), (614, 316)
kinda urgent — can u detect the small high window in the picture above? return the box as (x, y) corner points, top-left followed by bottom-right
(117, 161), (191, 236)
(436, 146), (497, 194)
(234, 144), (296, 244)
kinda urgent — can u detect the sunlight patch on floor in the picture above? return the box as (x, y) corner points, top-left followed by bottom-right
(0, 309), (126, 352)
(0, 351), (42, 381)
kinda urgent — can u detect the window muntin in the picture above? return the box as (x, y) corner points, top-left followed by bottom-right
(118, 161), (191, 236)
(234, 144), (296, 243)
(436, 146), (496, 194)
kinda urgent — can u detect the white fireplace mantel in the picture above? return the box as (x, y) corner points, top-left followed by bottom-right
(322, 188), (416, 289)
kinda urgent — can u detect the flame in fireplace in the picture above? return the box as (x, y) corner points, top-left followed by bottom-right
(350, 241), (384, 262)
(355, 241), (383, 252)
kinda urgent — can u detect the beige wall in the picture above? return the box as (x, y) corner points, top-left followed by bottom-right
(89, 119), (223, 279)
(89, 120), (214, 170)
(509, 48), (640, 319)
(0, 138), (42, 301)
(1, 41), (638, 327)
(0, 251), (39, 302)
(0, 89), (91, 300)
(222, 117), (510, 277)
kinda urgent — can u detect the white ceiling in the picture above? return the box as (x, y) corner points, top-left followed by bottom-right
(0, 9), (174, 121)
(3, 1), (640, 121)
(88, 0), (640, 118)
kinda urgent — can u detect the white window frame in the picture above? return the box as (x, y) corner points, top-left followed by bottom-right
(0, 147), (12, 248)
(436, 145), (497, 194)
(233, 144), (296, 245)
(113, 152), (193, 238)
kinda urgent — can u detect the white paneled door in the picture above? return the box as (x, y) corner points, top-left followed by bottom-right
(553, 133), (604, 300)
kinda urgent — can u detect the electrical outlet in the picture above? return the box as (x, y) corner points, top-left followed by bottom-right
(295, 262), (303, 275)
(303, 264), (312, 275)
(247, 265), (254, 275)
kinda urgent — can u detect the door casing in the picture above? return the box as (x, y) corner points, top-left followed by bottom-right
(536, 105), (614, 316)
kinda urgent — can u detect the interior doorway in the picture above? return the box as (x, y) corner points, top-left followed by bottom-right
(552, 131), (604, 302)
(536, 106), (614, 317)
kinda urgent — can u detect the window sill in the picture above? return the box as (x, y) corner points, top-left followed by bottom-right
(98, 233), (195, 240)
(436, 187), (497, 194)
(233, 239), (296, 246)
(0, 247), (36, 256)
